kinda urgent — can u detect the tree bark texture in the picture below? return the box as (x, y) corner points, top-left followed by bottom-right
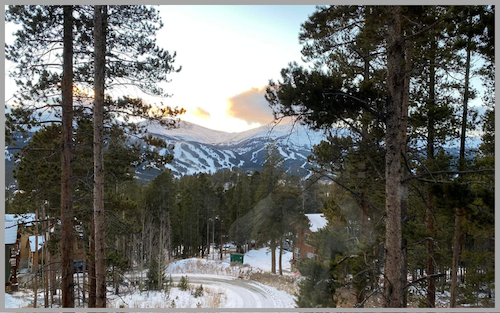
(451, 12), (472, 307)
(271, 241), (276, 274)
(425, 37), (437, 308)
(400, 40), (412, 308)
(43, 206), (49, 307)
(279, 237), (283, 275)
(60, 5), (75, 308)
(88, 213), (96, 307)
(34, 213), (39, 308)
(459, 25), (472, 171)
(360, 191), (369, 242)
(383, 6), (406, 308)
(94, 4), (107, 308)
(450, 208), (465, 307)
(425, 193), (436, 307)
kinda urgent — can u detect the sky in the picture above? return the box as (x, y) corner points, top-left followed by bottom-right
(4, 5), (318, 133)
(153, 5), (317, 133)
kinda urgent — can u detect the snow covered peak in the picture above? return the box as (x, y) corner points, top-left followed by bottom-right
(147, 120), (325, 148)
(146, 121), (234, 144)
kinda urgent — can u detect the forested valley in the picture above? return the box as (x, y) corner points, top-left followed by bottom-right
(4, 4), (494, 309)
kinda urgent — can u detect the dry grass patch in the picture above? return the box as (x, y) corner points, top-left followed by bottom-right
(249, 272), (298, 295)
(203, 286), (226, 308)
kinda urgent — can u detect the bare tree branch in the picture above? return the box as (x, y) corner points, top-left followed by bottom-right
(402, 169), (495, 183)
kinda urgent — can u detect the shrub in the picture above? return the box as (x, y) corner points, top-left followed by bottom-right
(193, 284), (204, 298)
(178, 275), (189, 291)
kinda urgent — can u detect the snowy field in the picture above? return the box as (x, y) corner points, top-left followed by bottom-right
(5, 247), (296, 309)
(4, 246), (494, 308)
(4, 293), (30, 309)
(166, 246), (293, 276)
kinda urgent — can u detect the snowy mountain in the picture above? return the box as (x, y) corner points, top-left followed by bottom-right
(146, 120), (324, 147)
(5, 119), (483, 188)
(4, 121), (326, 188)
(138, 121), (326, 180)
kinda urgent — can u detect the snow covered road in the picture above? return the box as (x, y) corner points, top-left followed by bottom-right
(171, 274), (296, 308)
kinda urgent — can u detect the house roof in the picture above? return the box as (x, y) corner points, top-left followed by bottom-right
(28, 235), (45, 252)
(5, 221), (18, 245)
(305, 213), (328, 232)
(5, 213), (37, 226)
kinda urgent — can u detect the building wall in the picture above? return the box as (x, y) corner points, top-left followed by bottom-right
(19, 233), (32, 261)
(5, 246), (12, 283)
(293, 228), (319, 261)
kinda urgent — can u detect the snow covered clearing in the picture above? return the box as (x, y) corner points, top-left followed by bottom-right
(5, 247), (297, 309)
(4, 293), (30, 308)
(166, 247), (293, 275)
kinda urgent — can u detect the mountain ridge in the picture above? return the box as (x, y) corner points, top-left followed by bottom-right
(145, 120), (325, 147)
(6, 120), (481, 187)
(139, 120), (326, 179)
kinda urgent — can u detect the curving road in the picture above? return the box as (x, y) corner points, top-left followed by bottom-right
(171, 274), (292, 308)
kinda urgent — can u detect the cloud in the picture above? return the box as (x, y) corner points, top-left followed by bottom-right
(226, 87), (274, 125)
(193, 107), (211, 119)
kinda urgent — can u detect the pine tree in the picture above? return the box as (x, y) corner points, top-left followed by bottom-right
(6, 5), (185, 306)
(93, 5), (107, 307)
(445, 7), (493, 306)
(146, 257), (164, 291)
(265, 5), (494, 307)
(255, 142), (285, 202)
(295, 259), (336, 308)
(59, 6), (75, 307)
(255, 142), (285, 273)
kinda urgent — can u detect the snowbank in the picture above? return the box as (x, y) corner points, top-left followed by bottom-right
(5, 293), (30, 308)
(166, 247), (293, 276)
(241, 247), (293, 272)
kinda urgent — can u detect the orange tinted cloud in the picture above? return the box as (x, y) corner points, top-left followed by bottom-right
(193, 107), (211, 119)
(226, 87), (274, 125)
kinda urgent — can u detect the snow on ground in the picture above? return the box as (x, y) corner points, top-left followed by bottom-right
(241, 247), (293, 272)
(246, 280), (296, 308)
(108, 285), (226, 309)
(4, 293), (31, 308)
(165, 257), (258, 278)
(166, 247), (293, 276)
(5, 247), (296, 309)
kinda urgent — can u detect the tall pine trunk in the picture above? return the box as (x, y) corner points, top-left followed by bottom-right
(34, 211), (39, 308)
(279, 237), (283, 275)
(94, 4), (107, 308)
(88, 213), (96, 307)
(425, 37), (437, 308)
(450, 15), (472, 307)
(450, 208), (465, 307)
(271, 240), (276, 274)
(400, 40), (412, 308)
(425, 194), (436, 307)
(60, 5), (75, 308)
(383, 6), (406, 307)
(43, 206), (49, 308)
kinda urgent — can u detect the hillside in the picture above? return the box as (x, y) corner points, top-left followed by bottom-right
(4, 121), (327, 189)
